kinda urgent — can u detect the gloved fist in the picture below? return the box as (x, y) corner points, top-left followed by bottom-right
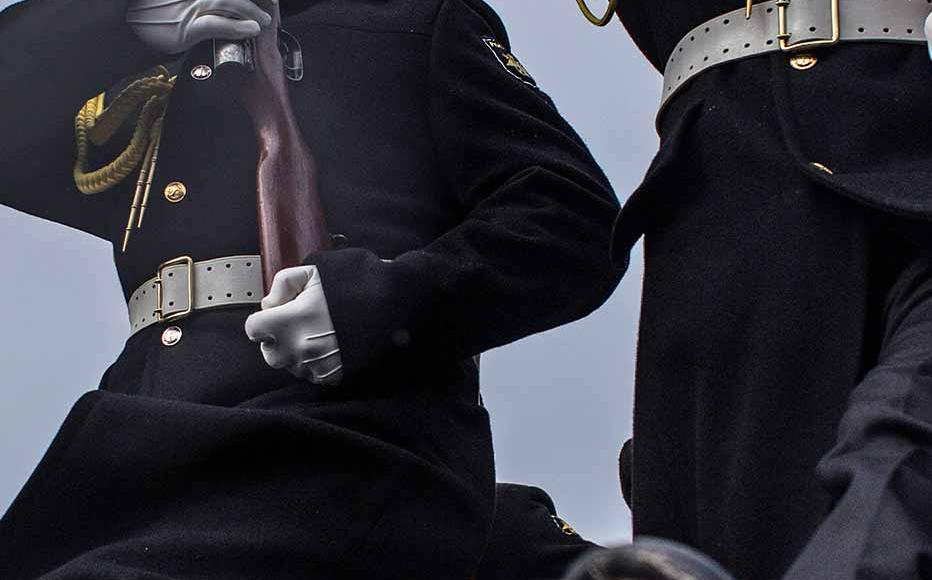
(126, 0), (274, 55)
(244, 266), (344, 386)
(926, 12), (932, 60)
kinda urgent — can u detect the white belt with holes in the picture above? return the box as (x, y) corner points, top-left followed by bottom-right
(661, 0), (931, 113)
(128, 255), (264, 336)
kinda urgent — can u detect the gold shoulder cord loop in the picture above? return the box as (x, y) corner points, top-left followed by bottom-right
(73, 66), (176, 251)
(576, 0), (618, 27)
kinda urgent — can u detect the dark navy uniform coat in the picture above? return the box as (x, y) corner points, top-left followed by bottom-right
(0, 0), (620, 578)
(612, 1), (932, 579)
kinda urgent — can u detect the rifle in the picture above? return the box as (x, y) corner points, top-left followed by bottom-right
(214, 3), (331, 293)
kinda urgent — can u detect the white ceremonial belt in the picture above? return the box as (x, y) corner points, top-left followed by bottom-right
(128, 255), (264, 336)
(661, 0), (932, 113)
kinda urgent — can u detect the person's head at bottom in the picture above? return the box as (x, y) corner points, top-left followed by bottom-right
(563, 538), (735, 580)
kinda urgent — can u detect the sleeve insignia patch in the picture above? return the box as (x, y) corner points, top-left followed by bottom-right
(482, 37), (538, 88)
(550, 515), (578, 536)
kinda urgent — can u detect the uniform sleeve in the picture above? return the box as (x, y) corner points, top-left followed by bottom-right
(305, 0), (621, 384)
(782, 250), (932, 580)
(0, 0), (162, 237)
(478, 484), (601, 580)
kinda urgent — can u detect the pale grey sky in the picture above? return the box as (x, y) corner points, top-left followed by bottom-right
(0, 0), (661, 547)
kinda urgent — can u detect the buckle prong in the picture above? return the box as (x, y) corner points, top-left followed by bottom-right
(154, 256), (194, 323)
(778, 0), (840, 52)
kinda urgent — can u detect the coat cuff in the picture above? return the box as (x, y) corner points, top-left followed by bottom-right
(303, 248), (421, 385)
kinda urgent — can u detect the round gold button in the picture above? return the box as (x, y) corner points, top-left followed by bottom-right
(789, 53), (818, 71)
(191, 64), (213, 81)
(161, 326), (183, 347)
(164, 181), (187, 203)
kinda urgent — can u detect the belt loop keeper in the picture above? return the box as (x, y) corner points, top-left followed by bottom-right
(779, 0), (841, 52)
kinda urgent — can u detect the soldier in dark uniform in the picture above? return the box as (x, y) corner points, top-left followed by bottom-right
(590, 0), (932, 579)
(0, 0), (621, 578)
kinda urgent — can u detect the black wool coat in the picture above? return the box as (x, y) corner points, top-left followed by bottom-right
(0, 0), (621, 578)
(612, 1), (932, 579)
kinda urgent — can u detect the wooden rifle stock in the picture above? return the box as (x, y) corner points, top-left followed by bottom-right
(234, 5), (331, 293)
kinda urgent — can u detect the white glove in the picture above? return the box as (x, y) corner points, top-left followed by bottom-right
(126, 0), (274, 55)
(244, 266), (344, 386)
(926, 13), (932, 60)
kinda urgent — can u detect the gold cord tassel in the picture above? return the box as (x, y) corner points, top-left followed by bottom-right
(137, 120), (163, 229)
(122, 118), (164, 252)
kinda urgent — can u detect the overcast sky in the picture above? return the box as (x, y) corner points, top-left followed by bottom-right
(0, 0), (661, 547)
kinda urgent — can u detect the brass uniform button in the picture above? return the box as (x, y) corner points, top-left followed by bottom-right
(190, 64), (213, 81)
(164, 181), (187, 203)
(789, 53), (818, 71)
(810, 162), (834, 175)
(161, 326), (183, 347)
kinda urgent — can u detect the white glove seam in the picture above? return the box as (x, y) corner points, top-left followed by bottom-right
(127, 0), (187, 10)
(300, 348), (342, 365)
(126, 18), (186, 24)
(315, 365), (344, 381)
(304, 330), (336, 341)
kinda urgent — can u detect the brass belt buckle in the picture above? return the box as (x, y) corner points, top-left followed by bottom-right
(154, 256), (194, 323)
(777, 0), (840, 52)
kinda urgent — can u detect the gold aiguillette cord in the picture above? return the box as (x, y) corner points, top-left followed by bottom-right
(122, 118), (164, 252)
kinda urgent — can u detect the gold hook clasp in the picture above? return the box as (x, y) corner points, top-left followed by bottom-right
(576, 0), (618, 27)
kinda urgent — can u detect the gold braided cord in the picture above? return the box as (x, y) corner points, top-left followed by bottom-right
(576, 0), (618, 26)
(75, 95), (163, 194)
(74, 66), (176, 195)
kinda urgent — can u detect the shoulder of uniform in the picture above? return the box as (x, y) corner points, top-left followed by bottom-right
(445, 0), (510, 44)
(282, 0), (510, 41)
(283, 0), (446, 36)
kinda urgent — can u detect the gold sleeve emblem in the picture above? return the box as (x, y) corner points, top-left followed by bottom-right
(551, 515), (578, 536)
(482, 37), (538, 88)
